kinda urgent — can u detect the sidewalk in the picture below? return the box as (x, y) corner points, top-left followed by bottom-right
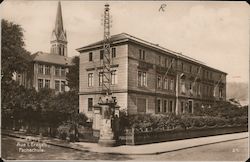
(2, 129), (248, 155)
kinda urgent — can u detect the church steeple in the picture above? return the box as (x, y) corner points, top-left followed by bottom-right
(55, 1), (64, 37)
(50, 1), (67, 57)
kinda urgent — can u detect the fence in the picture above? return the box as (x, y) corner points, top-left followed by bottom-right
(123, 125), (248, 145)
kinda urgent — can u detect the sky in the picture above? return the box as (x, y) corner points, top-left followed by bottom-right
(1, 1), (249, 83)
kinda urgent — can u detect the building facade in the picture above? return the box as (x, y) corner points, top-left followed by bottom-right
(77, 33), (227, 119)
(16, 1), (72, 92)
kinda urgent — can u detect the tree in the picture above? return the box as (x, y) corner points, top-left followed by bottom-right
(1, 19), (31, 82)
(66, 56), (79, 91)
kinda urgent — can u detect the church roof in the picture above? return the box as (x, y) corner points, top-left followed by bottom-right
(31, 51), (73, 66)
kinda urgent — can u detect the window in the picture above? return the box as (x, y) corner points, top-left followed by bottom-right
(45, 79), (50, 89)
(137, 98), (146, 113)
(61, 67), (66, 77)
(38, 64), (43, 74)
(188, 100), (193, 113)
(165, 58), (168, 68)
(163, 100), (167, 113)
(181, 79), (185, 93)
(170, 79), (174, 91)
(59, 45), (62, 55)
(189, 83), (192, 93)
(61, 45), (64, 56)
(197, 83), (201, 95)
(99, 72), (103, 86)
(169, 100), (173, 113)
(219, 88), (223, 98)
(38, 79), (43, 90)
(111, 70), (117, 85)
(45, 65), (50, 75)
(139, 49), (145, 60)
(89, 52), (93, 61)
(88, 98), (93, 111)
(157, 75), (162, 89)
(181, 62), (184, 71)
(189, 65), (192, 73)
(100, 50), (104, 60)
(112, 48), (116, 58)
(142, 71), (146, 86)
(181, 102), (185, 113)
(138, 71), (147, 87)
(164, 78), (168, 90)
(138, 71), (141, 86)
(157, 99), (161, 113)
(88, 73), (94, 87)
(61, 81), (65, 92)
(55, 80), (60, 91)
(158, 55), (161, 65)
(55, 66), (60, 76)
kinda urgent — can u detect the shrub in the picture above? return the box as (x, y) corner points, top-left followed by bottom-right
(57, 123), (72, 140)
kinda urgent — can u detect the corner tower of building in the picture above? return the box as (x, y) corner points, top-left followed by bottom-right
(50, 1), (67, 57)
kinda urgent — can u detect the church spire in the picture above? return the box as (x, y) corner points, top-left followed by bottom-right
(50, 1), (67, 57)
(54, 1), (64, 38)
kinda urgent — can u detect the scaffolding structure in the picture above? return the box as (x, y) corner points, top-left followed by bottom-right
(101, 4), (112, 96)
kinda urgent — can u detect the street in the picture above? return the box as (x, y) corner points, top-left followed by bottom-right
(2, 134), (248, 161)
(130, 138), (248, 161)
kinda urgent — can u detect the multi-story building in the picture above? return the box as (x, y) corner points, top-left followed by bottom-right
(77, 33), (227, 118)
(16, 1), (72, 92)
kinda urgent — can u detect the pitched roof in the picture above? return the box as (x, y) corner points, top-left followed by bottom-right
(76, 33), (227, 74)
(77, 33), (204, 64)
(31, 51), (73, 66)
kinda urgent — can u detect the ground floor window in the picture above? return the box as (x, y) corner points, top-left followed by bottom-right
(163, 100), (167, 113)
(38, 79), (43, 90)
(169, 100), (173, 113)
(181, 101), (185, 113)
(88, 98), (93, 111)
(157, 99), (161, 113)
(188, 100), (193, 113)
(219, 88), (223, 98)
(55, 80), (60, 91)
(61, 81), (65, 92)
(137, 98), (147, 113)
(45, 79), (50, 89)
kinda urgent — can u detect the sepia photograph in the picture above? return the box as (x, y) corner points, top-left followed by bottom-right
(1, 0), (249, 161)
